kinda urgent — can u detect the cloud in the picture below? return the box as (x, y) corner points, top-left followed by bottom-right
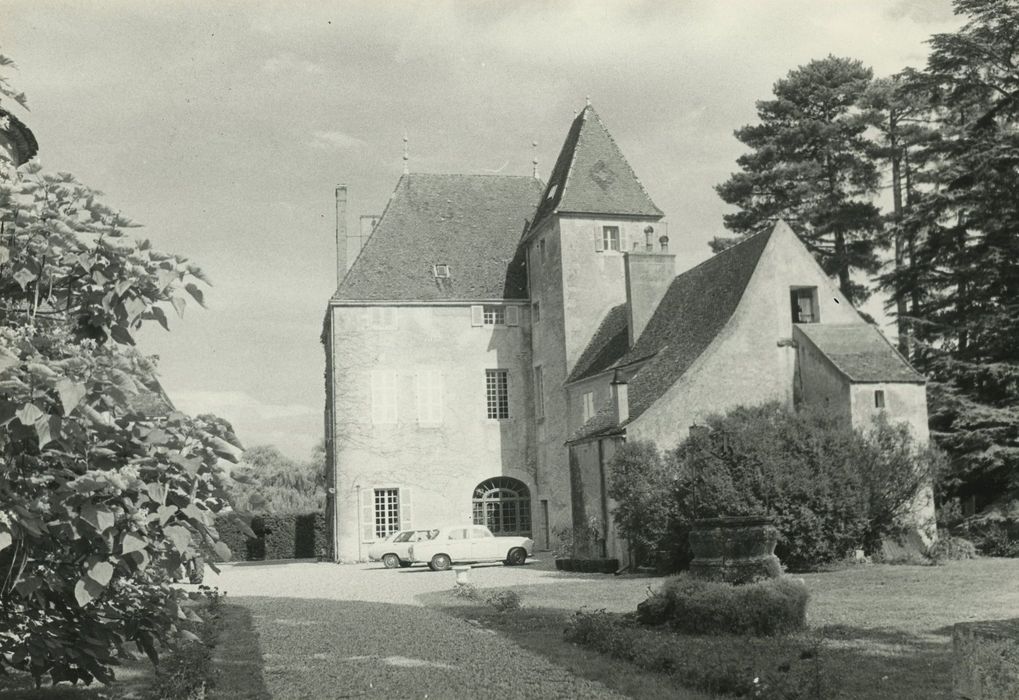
(310, 130), (369, 151)
(173, 389), (316, 421)
(261, 52), (325, 75)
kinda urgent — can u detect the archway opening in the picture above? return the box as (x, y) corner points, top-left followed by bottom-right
(472, 477), (532, 538)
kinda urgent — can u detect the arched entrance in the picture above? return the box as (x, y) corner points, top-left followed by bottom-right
(472, 477), (532, 537)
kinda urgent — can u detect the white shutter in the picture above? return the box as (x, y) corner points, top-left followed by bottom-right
(470, 305), (483, 327)
(505, 306), (520, 326)
(400, 488), (412, 531)
(594, 227), (604, 252)
(361, 488), (375, 543)
(361, 307), (371, 329)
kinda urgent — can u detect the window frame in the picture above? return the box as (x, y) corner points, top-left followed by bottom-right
(790, 286), (820, 324)
(874, 390), (886, 409)
(485, 368), (510, 420)
(582, 391), (595, 423)
(602, 225), (621, 252)
(373, 488), (400, 539)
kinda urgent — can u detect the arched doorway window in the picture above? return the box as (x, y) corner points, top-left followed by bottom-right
(472, 477), (531, 537)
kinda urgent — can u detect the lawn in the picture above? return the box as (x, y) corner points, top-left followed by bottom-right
(421, 558), (1019, 699)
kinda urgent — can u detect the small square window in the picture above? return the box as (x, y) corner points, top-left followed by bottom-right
(874, 390), (886, 409)
(433, 264), (451, 278)
(602, 226), (621, 251)
(482, 305), (506, 326)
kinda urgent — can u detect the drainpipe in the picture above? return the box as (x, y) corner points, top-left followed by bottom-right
(354, 483), (362, 563)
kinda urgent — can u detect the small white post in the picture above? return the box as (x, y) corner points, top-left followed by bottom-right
(454, 565), (471, 585)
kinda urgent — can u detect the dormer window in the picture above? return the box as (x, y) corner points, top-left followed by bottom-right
(433, 264), (451, 278)
(545, 184), (558, 201)
(790, 287), (819, 323)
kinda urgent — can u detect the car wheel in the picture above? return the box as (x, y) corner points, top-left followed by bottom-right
(430, 554), (452, 571)
(382, 553), (401, 569)
(505, 548), (527, 566)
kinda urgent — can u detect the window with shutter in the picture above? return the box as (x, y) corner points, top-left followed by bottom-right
(470, 305), (483, 326)
(593, 227), (604, 252)
(505, 306), (519, 326)
(399, 488), (412, 531)
(373, 488), (400, 539)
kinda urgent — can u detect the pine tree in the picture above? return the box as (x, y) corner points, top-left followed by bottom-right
(715, 56), (883, 302)
(894, 0), (1019, 508)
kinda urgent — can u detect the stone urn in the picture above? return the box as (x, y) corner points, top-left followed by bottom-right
(688, 516), (781, 584)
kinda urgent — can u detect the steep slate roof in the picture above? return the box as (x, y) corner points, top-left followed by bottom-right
(333, 174), (542, 301)
(569, 229), (774, 442)
(796, 324), (926, 383)
(567, 303), (629, 383)
(531, 106), (662, 231)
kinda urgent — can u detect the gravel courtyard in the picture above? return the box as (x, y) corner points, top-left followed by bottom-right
(203, 558), (649, 699)
(204, 557), (650, 611)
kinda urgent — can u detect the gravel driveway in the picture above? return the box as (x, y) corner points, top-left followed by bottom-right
(204, 558), (633, 699)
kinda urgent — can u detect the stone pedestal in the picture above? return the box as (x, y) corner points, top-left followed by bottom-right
(688, 516), (781, 584)
(953, 619), (1019, 699)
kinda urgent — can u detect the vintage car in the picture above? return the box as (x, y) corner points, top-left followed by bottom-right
(407, 525), (533, 571)
(367, 529), (436, 568)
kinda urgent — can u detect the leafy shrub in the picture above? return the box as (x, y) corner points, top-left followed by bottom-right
(607, 442), (674, 567)
(153, 595), (219, 700)
(959, 503), (1019, 557)
(555, 558), (619, 573)
(668, 404), (938, 571)
(261, 512), (329, 560)
(212, 512), (262, 562)
(452, 582), (480, 600)
(925, 535), (977, 562)
(214, 511), (328, 561)
(486, 590), (522, 613)
(564, 608), (830, 698)
(640, 574), (809, 636)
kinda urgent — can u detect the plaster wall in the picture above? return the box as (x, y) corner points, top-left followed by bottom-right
(326, 302), (535, 562)
(526, 218), (572, 546)
(629, 224), (862, 450)
(793, 326), (852, 423)
(568, 437), (627, 561)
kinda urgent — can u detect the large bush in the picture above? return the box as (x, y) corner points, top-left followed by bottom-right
(606, 441), (674, 567)
(0, 55), (240, 686)
(638, 574), (809, 636)
(213, 512), (328, 561)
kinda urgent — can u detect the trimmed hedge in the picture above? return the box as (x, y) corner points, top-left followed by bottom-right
(214, 512), (329, 561)
(555, 558), (620, 573)
(565, 609), (829, 698)
(638, 574), (809, 636)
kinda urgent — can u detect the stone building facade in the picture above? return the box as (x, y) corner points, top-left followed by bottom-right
(322, 105), (932, 563)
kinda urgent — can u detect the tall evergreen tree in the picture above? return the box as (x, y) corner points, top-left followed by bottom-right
(892, 0), (1019, 508)
(861, 73), (942, 355)
(716, 56), (883, 302)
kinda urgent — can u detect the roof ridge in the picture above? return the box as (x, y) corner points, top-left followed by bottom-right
(675, 227), (774, 281)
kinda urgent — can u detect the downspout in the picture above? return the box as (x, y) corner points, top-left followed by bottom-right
(355, 483), (362, 563)
(597, 439), (609, 559)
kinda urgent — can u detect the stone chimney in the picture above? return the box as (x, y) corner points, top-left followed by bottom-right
(335, 185), (348, 285)
(624, 249), (676, 346)
(611, 370), (629, 424)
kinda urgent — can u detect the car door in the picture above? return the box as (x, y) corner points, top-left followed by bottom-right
(469, 526), (500, 561)
(445, 528), (469, 561)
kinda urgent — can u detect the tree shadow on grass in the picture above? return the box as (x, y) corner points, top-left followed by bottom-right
(208, 603), (272, 700)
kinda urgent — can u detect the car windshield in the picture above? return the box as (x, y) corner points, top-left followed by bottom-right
(393, 531), (414, 543)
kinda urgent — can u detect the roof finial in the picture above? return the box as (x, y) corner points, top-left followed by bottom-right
(531, 141), (540, 180)
(402, 133), (409, 175)
(586, 94), (591, 107)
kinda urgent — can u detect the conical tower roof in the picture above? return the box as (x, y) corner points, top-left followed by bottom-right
(531, 105), (662, 230)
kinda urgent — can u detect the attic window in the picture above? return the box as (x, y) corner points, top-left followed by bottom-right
(602, 226), (621, 252)
(874, 390), (886, 409)
(433, 264), (451, 278)
(790, 287), (819, 323)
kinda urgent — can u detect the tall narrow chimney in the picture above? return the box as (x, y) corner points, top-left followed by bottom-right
(624, 249), (676, 346)
(335, 185), (348, 285)
(611, 370), (629, 424)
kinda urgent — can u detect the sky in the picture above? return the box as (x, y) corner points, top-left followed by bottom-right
(1, 0), (961, 459)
